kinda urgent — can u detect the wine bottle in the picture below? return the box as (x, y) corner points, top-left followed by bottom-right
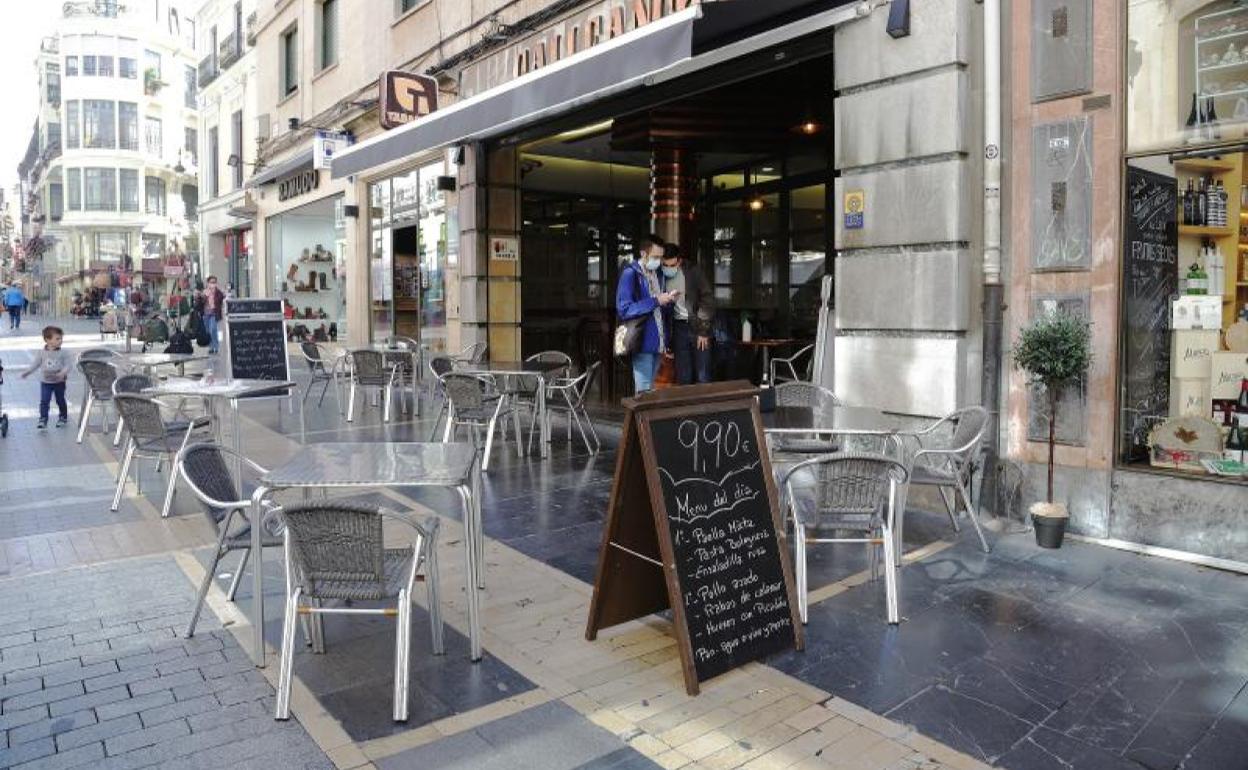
(1236, 378), (1248, 427)
(1219, 180), (1229, 226)
(1208, 96), (1221, 141)
(1198, 178), (1209, 227)
(1184, 179), (1195, 226)
(1225, 424), (1244, 464)
(1186, 94), (1201, 143)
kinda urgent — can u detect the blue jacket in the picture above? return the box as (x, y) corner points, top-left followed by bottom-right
(3, 286), (24, 308)
(616, 260), (666, 354)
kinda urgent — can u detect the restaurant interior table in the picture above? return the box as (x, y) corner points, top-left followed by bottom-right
(738, 338), (800, 383)
(453, 360), (569, 458)
(249, 441), (483, 666)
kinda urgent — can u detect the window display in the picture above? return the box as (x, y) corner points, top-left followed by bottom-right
(267, 196), (347, 343)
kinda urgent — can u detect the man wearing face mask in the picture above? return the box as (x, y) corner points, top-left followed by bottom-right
(660, 244), (715, 384)
(616, 234), (677, 393)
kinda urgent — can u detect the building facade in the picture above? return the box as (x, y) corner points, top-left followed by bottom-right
(18, 0), (200, 315)
(193, 0), (258, 295)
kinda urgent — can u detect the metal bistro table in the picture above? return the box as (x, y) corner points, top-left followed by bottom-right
(454, 360), (568, 458)
(372, 343), (422, 417)
(249, 442), (483, 666)
(123, 352), (210, 378)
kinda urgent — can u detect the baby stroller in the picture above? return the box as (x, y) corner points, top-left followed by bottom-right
(0, 359), (8, 438)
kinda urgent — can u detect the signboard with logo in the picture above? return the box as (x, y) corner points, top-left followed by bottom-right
(490, 236), (519, 262)
(843, 190), (865, 230)
(379, 70), (440, 130)
(278, 169), (320, 202)
(313, 131), (352, 170)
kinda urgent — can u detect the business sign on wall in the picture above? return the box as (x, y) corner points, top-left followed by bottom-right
(278, 169), (320, 202)
(459, 0), (702, 97)
(314, 131), (352, 170)
(379, 70), (440, 130)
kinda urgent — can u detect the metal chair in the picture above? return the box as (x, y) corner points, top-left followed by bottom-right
(77, 360), (120, 443)
(511, 351), (572, 449)
(274, 500), (443, 723)
(426, 355), (456, 439)
(111, 394), (213, 517)
(775, 381), (841, 410)
(299, 342), (342, 411)
(345, 350), (399, 423)
(454, 342), (487, 365)
(782, 452), (910, 624)
(770, 383), (845, 456)
(543, 361), (601, 454)
(383, 337), (422, 415)
(176, 443), (282, 638)
(110, 373), (154, 446)
(904, 406), (991, 553)
(441, 372), (520, 471)
(771, 344), (816, 384)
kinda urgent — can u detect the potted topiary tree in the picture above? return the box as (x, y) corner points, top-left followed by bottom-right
(1012, 310), (1093, 548)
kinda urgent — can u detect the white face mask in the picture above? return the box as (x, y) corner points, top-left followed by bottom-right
(644, 257), (661, 271)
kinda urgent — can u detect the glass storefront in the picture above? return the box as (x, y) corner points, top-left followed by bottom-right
(1122, 0), (1248, 480)
(267, 195), (347, 343)
(367, 159), (452, 351)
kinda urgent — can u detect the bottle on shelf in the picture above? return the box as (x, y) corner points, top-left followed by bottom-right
(1224, 423), (1245, 464)
(1236, 378), (1248, 427)
(1197, 177), (1209, 227)
(1207, 96), (1221, 141)
(1184, 179), (1196, 226)
(1218, 179), (1229, 227)
(1212, 240), (1226, 297)
(1186, 94), (1201, 144)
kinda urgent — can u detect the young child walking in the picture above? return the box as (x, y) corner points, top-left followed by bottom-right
(21, 325), (71, 429)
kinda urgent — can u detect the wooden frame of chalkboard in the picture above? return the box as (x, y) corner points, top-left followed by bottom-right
(224, 297), (291, 384)
(585, 382), (804, 695)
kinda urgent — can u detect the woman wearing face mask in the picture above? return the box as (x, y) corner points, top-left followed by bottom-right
(616, 233), (678, 394)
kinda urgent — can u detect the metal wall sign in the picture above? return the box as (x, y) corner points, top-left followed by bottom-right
(380, 70), (440, 130)
(313, 131), (352, 170)
(277, 169), (320, 202)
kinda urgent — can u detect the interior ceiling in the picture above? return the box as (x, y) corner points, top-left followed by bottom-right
(520, 54), (834, 175)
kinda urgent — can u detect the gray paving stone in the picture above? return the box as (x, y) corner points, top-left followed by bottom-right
(10, 741), (105, 770)
(105, 631), (176, 658)
(95, 691), (175, 723)
(82, 666), (157, 693)
(215, 681), (272, 707)
(37, 642), (110, 667)
(44, 661), (118, 689)
(185, 698), (267, 732)
(138, 694), (219, 728)
(47, 686), (129, 718)
(32, 622), (101, 644)
(128, 669), (203, 697)
(70, 624), (141, 647)
(4, 659), (87, 686)
(8, 709), (97, 746)
(0, 631), (36, 649)
(98, 646), (185, 672)
(198, 657), (254, 681)
(0, 677), (44, 702)
(0, 705), (49, 732)
(0, 738), (56, 768)
(178, 637), (224, 657)
(2, 682), (85, 713)
(103, 719), (189, 757)
(55, 714), (143, 751)
(153, 651), (225, 677)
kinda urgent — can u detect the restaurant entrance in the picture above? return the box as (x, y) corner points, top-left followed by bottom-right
(509, 55), (835, 400)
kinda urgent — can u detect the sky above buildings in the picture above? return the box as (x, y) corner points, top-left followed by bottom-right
(0, 2), (66, 201)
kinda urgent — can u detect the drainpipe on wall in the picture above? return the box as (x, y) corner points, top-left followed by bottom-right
(979, 0), (1005, 516)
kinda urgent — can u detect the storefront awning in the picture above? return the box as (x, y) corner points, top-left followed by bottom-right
(249, 149), (314, 187)
(331, 1), (862, 180)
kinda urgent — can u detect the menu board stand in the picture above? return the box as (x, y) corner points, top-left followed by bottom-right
(224, 297), (291, 385)
(586, 382), (803, 695)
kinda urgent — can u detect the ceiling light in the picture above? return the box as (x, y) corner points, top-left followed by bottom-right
(761, 166), (775, 173)
(795, 121), (822, 136)
(748, 198), (766, 211)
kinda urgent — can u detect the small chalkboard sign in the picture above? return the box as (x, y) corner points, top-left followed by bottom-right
(224, 297), (290, 383)
(586, 382), (802, 695)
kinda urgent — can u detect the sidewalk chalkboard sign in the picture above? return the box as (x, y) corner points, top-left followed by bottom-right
(224, 297), (290, 383)
(586, 382), (803, 695)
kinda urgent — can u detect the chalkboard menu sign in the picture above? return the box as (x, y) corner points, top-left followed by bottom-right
(224, 297), (290, 383)
(586, 382), (802, 695)
(1122, 166), (1178, 461)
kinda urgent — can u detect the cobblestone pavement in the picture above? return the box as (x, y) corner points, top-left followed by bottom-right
(0, 319), (1000, 770)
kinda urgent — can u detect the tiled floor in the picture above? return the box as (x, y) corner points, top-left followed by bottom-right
(3, 319), (1246, 770)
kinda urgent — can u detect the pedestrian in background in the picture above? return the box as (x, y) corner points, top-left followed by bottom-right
(660, 244), (715, 385)
(202, 276), (225, 354)
(4, 282), (26, 330)
(615, 234), (677, 394)
(20, 325), (70, 430)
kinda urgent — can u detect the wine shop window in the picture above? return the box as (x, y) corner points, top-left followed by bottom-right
(1127, 1), (1248, 155)
(1121, 153), (1248, 482)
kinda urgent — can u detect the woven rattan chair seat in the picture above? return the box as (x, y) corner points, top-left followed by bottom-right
(304, 547), (415, 601)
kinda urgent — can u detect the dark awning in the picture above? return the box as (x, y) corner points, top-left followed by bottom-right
(331, 1), (860, 180)
(249, 149), (314, 187)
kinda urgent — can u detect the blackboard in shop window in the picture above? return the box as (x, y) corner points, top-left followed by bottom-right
(1122, 165), (1177, 462)
(586, 382), (803, 695)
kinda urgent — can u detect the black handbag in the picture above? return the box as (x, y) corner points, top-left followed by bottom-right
(614, 315), (646, 358)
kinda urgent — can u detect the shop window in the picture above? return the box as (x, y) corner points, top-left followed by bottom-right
(145, 176), (165, 215)
(270, 195), (347, 344)
(119, 102), (138, 151)
(83, 101), (116, 149)
(65, 101), (79, 149)
(1128, 1), (1248, 154)
(66, 168), (81, 210)
(84, 168), (117, 212)
(120, 169), (139, 212)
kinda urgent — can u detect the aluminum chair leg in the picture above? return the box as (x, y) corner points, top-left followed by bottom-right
(112, 440), (135, 511)
(274, 587), (301, 720)
(160, 463), (178, 518)
(77, 392), (94, 443)
(227, 548), (250, 601)
(957, 479), (991, 553)
(346, 381), (356, 422)
(393, 589), (410, 722)
(938, 487), (961, 532)
(881, 522), (900, 624)
(309, 600), (325, 654)
(795, 520), (808, 624)
(383, 384), (392, 423)
(113, 417), (125, 447)
(511, 405), (523, 458)
(424, 525), (445, 655)
(482, 417), (498, 471)
(186, 539), (229, 638)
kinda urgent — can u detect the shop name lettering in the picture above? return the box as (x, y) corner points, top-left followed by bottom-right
(278, 170), (319, 202)
(463, 0), (700, 95)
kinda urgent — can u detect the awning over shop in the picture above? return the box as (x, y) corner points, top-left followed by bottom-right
(331, 0), (862, 180)
(249, 149), (314, 187)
